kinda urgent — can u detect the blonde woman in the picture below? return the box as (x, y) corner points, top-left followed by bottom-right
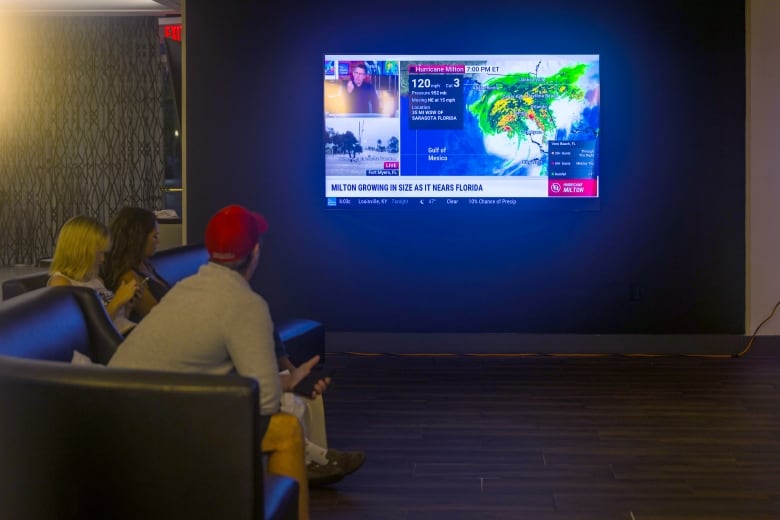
(48, 215), (140, 335)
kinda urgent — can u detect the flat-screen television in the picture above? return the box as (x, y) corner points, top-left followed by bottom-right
(323, 54), (600, 210)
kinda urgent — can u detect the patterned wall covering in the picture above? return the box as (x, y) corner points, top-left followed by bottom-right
(0, 16), (164, 265)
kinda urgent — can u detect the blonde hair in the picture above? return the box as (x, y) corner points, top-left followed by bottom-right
(50, 215), (111, 281)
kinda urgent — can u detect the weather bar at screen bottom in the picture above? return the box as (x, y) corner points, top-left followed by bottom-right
(325, 177), (597, 198)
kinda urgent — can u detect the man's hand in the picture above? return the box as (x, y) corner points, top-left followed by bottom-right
(279, 355), (331, 397)
(346, 80), (355, 93)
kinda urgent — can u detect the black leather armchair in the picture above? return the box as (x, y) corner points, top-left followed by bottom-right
(0, 285), (122, 364)
(0, 286), (299, 520)
(150, 244), (326, 365)
(0, 243), (327, 364)
(1, 270), (48, 300)
(0, 243), (211, 302)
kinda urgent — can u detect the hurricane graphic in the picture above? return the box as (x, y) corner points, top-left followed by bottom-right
(467, 63), (595, 176)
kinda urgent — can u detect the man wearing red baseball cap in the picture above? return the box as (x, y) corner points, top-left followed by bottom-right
(110, 204), (325, 518)
(204, 204), (269, 264)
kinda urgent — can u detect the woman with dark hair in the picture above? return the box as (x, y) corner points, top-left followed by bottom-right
(103, 207), (171, 322)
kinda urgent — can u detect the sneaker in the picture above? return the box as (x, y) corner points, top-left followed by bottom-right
(324, 449), (366, 477)
(307, 449), (366, 487)
(306, 460), (345, 487)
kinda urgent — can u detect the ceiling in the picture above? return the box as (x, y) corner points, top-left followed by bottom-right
(0, 0), (180, 14)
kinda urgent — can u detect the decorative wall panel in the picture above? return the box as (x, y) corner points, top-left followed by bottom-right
(0, 16), (164, 265)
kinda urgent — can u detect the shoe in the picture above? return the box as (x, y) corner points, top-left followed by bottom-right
(307, 460), (346, 487)
(307, 449), (366, 487)
(324, 449), (366, 477)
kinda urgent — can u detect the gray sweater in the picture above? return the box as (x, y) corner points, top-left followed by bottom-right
(109, 262), (281, 415)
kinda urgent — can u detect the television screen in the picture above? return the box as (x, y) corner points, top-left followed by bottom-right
(323, 54), (600, 210)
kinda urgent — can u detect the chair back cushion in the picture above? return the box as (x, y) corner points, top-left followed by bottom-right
(1, 271), (48, 300)
(0, 286), (122, 364)
(150, 243), (209, 286)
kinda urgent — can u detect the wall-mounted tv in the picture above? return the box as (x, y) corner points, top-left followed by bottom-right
(324, 54), (600, 210)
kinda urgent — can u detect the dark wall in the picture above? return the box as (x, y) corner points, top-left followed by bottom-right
(185, 0), (746, 337)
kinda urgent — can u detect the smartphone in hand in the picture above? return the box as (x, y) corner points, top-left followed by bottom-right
(132, 277), (148, 303)
(293, 365), (333, 397)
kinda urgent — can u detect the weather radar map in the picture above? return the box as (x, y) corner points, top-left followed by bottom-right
(324, 54), (600, 207)
(462, 58), (599, 176)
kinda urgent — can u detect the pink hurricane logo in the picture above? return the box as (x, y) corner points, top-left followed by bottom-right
(550, 182), (562, 193)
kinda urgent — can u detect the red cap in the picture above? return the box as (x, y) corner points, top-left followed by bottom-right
(205, 205), (269, 263)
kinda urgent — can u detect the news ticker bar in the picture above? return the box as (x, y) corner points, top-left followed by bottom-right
(326, 176), (598, 198)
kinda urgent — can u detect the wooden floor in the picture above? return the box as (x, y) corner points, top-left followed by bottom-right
(310, 351), (780, 520)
